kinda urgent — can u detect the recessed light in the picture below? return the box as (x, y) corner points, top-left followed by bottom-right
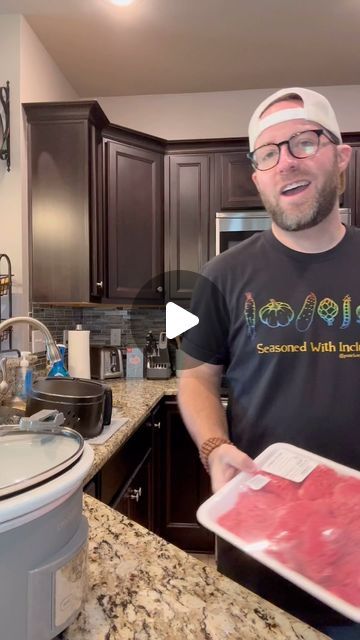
(109, 0), (135, 6)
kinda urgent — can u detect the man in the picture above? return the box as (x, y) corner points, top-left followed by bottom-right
(178, 87), (359, 639)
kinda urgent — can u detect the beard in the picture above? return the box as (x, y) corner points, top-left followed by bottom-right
(258, 163), (339, 232)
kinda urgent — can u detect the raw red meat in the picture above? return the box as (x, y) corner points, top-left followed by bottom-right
(217, 489), (282, 543)
(330, 585), (360, 608)
(294, 512), (346, 584)
(328, 553), (360, 606)
(216, 461), (360, 611)
(298, 465), (341, 501)
(260, 472), (299, 502)
(332, 477), (360, 524)
(267, 500), (334, 573)
(333, 553), (360, 588)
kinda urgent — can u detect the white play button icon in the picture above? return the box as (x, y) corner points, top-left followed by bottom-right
(166, 302), (199, 339)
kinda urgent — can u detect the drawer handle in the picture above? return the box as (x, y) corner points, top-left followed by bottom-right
(147, 420), (161, 429)
(127, 487), (142, 502)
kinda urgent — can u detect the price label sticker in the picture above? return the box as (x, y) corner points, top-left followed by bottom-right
(260, 449), (318, 482)
(246, 474), (270, 490)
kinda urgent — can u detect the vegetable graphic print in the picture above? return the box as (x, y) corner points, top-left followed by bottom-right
(244, 291), (359, 337)
(244, 292), (256, 338)
(317, 298), (339, 326)
(340, 295), (351, 329)
(295, 292), (317, 332)
(259, 299), (294, 328)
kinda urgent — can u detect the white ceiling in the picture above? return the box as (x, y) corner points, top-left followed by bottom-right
(1, 0), (360, 97)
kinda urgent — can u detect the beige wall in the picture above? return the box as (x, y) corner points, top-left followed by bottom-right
(98, 85), (360, 139)
(0, 15), (79, 349)
(20, 17), (78, 103)
(0, 15), (23, 347)
(19, 16), (79, 346)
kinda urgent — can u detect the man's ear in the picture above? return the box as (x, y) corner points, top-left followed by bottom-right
(336, 144), (352, 174)
(251, 170), (259, 190)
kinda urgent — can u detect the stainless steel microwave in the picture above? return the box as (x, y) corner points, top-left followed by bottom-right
(215, 209), (352, 255)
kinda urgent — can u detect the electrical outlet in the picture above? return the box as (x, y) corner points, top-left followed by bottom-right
(31, 329), (46, 353)
(110, 328), (121, 346)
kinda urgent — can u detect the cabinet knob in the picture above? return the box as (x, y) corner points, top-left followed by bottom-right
(127, 487), (142, 502)
(153, 421), (161, 429)
(156, 285), (163, 293)
(96, 281), (103, 291)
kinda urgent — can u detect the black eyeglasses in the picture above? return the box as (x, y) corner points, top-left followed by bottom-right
(247, 129), (339, 171)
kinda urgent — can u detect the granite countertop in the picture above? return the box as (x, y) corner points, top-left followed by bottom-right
(85, 378), (177, 482)
(58, 495), (329, 640)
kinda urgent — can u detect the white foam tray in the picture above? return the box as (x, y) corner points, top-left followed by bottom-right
(197, 442), (360, 622)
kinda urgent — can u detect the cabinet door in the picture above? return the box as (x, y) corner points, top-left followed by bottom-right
(215, 151), (262, 210)
(25, 102), (107, 303)
(165, 154), (213, 300)
(342, 146), (360, 226)
(112, 448), (154, 530)
(105, 141), (164, 302)
(100, 417), (155, 530)
(158, 399), (215, 553)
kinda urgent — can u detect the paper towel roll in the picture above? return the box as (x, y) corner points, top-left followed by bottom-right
(68, 329), (91, 379)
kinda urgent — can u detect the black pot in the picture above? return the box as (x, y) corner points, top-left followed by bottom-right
(26, 377), (112, 438)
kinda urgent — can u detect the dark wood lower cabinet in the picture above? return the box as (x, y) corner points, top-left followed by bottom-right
(112, 448), (154, 530)
(96, 416), (155, 531)
(158, 398), (215, 553)
(90, 399), (214, 553)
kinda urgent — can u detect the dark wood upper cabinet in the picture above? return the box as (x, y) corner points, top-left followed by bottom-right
(340, 135), (360, 226)
(215, 151), (262, 210)
(25, 103), (360, 306)
(164, 153), (213, 300)
(24, 101), (108, 303)
(104, 137), (164, 302)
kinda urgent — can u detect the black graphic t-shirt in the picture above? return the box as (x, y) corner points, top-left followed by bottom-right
(182, 226), (360, 471)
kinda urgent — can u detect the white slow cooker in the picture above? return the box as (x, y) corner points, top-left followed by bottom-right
(0, 410), (94, 640)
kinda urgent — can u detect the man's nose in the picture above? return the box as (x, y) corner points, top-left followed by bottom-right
(277, 142), (298, 170)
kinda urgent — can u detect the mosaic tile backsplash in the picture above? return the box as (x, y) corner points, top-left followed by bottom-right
(32, 305), (166, 348)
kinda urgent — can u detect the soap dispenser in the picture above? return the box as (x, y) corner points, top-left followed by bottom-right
(16, 351), (32, 398)
(7, 351), (33, 412)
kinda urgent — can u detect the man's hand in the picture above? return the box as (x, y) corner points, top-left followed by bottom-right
(208, 443), (257, 493)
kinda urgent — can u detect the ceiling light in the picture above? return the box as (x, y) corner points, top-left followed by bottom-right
(109, 0), (135, 6)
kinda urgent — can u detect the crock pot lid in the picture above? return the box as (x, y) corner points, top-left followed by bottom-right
(0, 427), (84, 498)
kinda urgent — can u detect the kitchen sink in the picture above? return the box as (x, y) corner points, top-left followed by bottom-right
(0, 406), (25, 425)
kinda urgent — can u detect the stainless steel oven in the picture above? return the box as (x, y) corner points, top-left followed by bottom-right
(215, 209), (352, 255)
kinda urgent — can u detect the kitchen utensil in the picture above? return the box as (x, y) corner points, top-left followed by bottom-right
(90, 345), (124, 379)
(158, 331), (168, 356)
(146, 331), (172, 379)
(26, 377), (111, 438)
(145, 331), (157, 357)
(0, 409), (94, 640)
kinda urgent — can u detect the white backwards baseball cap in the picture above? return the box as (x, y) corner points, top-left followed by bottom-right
(248, 87), (342, 152)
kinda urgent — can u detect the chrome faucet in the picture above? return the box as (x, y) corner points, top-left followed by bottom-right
(0, 317), (66, 386)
